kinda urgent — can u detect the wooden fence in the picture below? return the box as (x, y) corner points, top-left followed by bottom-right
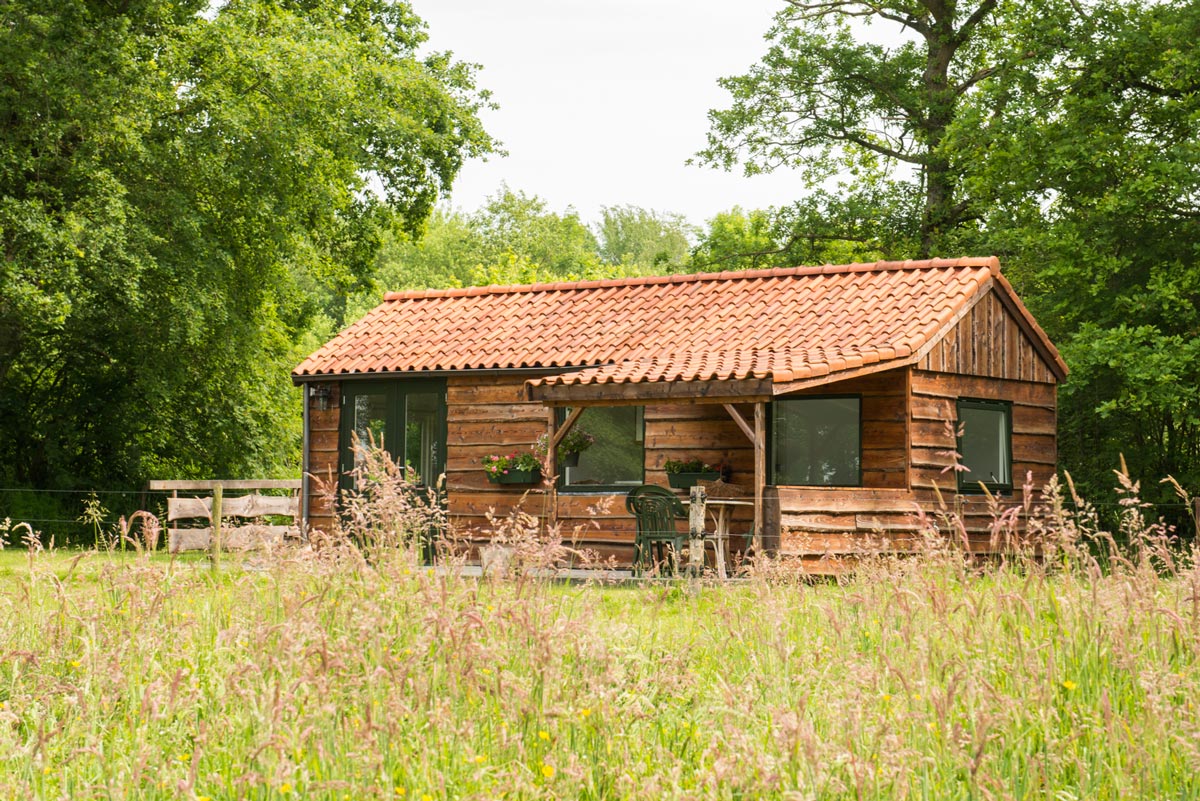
(147, 480), (302, 553)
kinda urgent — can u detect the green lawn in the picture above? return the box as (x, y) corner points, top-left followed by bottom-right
(0, 545), (1197, 799)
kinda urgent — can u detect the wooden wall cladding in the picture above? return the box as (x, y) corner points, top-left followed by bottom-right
(444, 375), (757, 567)
(306, 362), (1060, 570)
(909, 370), (1057, 501)
(306, 382), (340, 534)
(917, 289), (1057, 383)
(774, 369), (909, 490)
(775, 367), (1059, 566)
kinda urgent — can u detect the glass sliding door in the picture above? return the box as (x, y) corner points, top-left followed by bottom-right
(339, 380), (447, 494)
(404, 391), (442, 486)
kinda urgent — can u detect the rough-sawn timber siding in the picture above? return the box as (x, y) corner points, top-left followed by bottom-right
(446, 375), (758, 567)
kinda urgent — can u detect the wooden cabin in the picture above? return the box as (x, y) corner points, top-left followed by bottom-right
(293, 257), (1067, 569)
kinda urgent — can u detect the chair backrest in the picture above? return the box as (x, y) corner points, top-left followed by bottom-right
(626, 485), (685, 536)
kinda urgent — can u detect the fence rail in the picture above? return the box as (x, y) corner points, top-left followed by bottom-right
(154, 480), (303, 554)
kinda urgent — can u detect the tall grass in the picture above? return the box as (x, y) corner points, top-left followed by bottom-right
(0, 467), (1198, 799)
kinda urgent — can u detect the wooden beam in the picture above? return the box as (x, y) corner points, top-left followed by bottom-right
(529, 377), (773, 405)
(549, 406), (586, 455)
(753, 402), (766, 555)
(722, 403), (755, 444)
(148, 479), (301, 491)
(771, 360), (915, 396)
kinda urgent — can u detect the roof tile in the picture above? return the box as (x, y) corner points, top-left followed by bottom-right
(295, 258), (1041, 385)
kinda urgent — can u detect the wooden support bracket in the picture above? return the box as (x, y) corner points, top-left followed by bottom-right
(723, 403), (755, 443)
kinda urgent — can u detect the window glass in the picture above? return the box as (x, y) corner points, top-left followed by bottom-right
(351, 392), (390, 469)
(405, 392), (440, 486)
(958, 400), (1011, 490)
(773, 397), (860, 486)
(562, 406), (644, 488)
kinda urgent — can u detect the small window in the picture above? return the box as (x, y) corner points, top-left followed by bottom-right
(957, 399), (1012, 493)
(772, 396), (861, 486)
(561, 406), (644, 490)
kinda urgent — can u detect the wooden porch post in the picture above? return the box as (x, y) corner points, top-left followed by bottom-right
(545, 408), (558, 531)
(543, 405), (586, 533)
(753, 402), (766, 555)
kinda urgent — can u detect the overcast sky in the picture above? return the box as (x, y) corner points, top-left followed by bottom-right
(414, 0), (809, 227)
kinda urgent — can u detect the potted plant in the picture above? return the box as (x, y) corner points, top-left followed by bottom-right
(534, 427), (595, 468)
(481, 451), (543, 484)
(664, 458), (730, 489)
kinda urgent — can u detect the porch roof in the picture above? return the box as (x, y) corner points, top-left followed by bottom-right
(293, 257), (1067, 393)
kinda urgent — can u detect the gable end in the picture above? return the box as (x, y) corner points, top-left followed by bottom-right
(916, 286), (1061, 384)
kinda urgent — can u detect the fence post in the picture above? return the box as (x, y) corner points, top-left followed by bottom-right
(211, 484), (222, 572)
(688, 484), (707, 576)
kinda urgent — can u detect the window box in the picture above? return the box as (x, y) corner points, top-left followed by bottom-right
(667, 471), (722, 489)
(488, 467), (543, 485)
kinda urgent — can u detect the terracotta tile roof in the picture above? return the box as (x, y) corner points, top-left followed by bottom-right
(294, 256), (1065, 387)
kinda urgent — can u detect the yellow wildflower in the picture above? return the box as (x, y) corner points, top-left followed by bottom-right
(579, 707), (592, 718)
(541, 763), (555, 779)
(537, 730), (550, 741)
(1062, 680), (1078, 691)
(70, 660), (81, 668)
(395, 788), (406, 796)
(177, 753), (190, 763)
(280, 783), (293, 795)
(43, 767), (51, 776)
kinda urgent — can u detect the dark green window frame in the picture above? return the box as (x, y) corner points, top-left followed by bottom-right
(956, 398), (1013, 494)
(338, 379), (448, 494)
(769, 394), (862, 487)
(556, 405), (646, 493)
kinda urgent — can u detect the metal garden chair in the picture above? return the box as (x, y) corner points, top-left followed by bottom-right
(625, 484), (686, 576)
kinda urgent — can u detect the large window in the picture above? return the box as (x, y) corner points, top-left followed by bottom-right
(957, 399), (1012, 493)
(772, 396), (861, 486)
(561, 406), (644, 490)
(339, 380), (447, 491)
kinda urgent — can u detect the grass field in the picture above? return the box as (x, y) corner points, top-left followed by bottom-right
(1, 518), (1198, 801)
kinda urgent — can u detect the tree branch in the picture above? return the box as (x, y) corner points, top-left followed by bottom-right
(953, 0), (998, 47)
(783, 0), (931, 36)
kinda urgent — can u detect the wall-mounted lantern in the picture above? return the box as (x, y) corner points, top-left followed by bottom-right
(311, 384), (333, 411)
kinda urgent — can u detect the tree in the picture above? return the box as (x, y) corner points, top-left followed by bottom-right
(595, 205), (694, 269)
(368, 187), (649, 307)
(695, 0), (1071, 257)
(0, 0), (494, 489)
(967, 1), (1200, 499)
(690, 207), (781, 271)
(468, 187), (603, 277)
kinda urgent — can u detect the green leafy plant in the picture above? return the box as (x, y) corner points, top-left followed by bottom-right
(663, 458), (730, 478)
(534, 427), (596, 461)
(481, 452), (542, 479)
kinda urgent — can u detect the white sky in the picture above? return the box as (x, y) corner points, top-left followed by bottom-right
(414, 0), (809, 227)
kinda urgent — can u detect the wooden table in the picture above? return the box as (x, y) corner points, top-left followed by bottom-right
(684, 492), (752, 579)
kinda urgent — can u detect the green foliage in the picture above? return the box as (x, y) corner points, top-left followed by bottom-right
(698, 0), (1200, 498)
(480, 451), (541, 478)
(368, 187), (649, 302)
(695, 0), (1078, 257)
(690, 206), (781, 270)
(3, 512), (1200, 799)
(0, 0), (493, 489)
(964, 0), (1200, 499)
(595, 205), (694, 269)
